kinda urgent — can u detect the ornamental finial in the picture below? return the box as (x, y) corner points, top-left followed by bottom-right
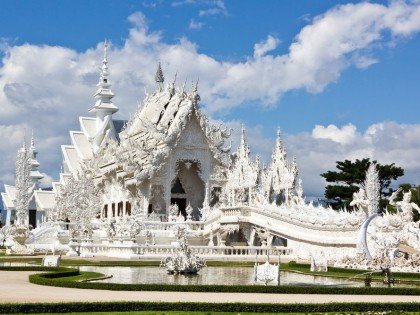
(103, 39), (108, 63)
(98, 40), (110, 88)
(155, 61), (164, 84)
(30, 130), (35, 149)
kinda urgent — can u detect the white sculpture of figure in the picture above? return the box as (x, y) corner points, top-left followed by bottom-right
(186, 203), (193, 221)
(350, 187), (368, 215)
(168, 204), (179, 222)
(291, 178), (305, 206)
(310, 250), (328, 272)
(390, 189), (420, 223)
(208, 228), (214, 246)
(145, 230), (155, 245)
(129, 219), (141, 241)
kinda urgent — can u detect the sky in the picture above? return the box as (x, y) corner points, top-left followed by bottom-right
(0, 0), (419, 201)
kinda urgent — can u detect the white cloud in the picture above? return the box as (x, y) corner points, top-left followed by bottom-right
(198, 0), (227, 16)
(253, 35), (280, 58)
(285, 122), (420, 197)
(189, 19), (204, 30)
(0, 2), (420, 195)
(312, 123), (358, 145)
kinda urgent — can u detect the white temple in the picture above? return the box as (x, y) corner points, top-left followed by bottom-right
(2, 44), (420, 270)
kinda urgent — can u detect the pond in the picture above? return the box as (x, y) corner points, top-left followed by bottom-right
(79, 265), (373, 287)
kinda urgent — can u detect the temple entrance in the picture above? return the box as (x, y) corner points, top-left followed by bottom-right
(29, 209), (37, 228)
(170, 160), (205, 220)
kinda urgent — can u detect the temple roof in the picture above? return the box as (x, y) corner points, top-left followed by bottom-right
(33, 190), (55, 211)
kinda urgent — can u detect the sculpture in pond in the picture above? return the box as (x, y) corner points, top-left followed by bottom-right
(253, 253), (280, 285)
(160, 226), (206, 274)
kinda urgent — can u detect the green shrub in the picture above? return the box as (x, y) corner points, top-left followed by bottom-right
(28, 270), (420, 295)
(1, 301), (420, 314)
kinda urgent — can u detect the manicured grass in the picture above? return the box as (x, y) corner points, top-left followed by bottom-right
(0, 312), (339, 315)
(23, 314), (415, 315)
(2, 301), (420, 314)
(59, 271), (105, 282)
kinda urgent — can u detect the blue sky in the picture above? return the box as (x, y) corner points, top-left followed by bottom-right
(0, 0), (419, 198)
(1, 0), (418, 134)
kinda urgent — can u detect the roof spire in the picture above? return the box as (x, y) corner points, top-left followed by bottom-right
(30, 130), (35, 149)
(90, 40), (118, 115)
(99, 39), (110, 88)
(155, 61), (164, 90)
(239, 124), (249, 158)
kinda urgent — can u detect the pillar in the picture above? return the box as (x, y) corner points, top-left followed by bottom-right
(6, 209), (11, 226)
(203, 181), (210, 208)
(143, 183), (151, 218)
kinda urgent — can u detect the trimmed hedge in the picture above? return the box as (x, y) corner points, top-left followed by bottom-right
(3, 264), (420, 296)
(29, 270), (420, 295)
(1, 301), (420, 314)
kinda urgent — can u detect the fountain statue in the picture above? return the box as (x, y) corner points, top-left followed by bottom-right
(160, 226), (206, 274)
(253, 252), (280, 285)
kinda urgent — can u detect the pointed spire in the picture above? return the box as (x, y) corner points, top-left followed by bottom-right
(276, 127), (283, 148)
(30, 130), (35, 149)
(90, 40), (118, 115)
(155, 61), (164, 87)
(239, 124), (249, 158)
(29, 130), (38, 159)
(20, 133), (27, 153)
(193, 78), (199, 93)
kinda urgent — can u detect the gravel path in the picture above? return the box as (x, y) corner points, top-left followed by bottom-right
(1, 271), (420, 304)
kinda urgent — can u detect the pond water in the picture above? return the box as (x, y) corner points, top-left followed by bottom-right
(79, 266), (371, 287)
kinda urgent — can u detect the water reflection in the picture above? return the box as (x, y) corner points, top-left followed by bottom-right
(79, 266), (366, 287)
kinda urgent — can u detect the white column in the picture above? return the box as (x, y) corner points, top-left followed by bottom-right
(6, 209), (11, 226)
(143, 183), (151, 218)
(123, 201), (126, 217)
(203, 181), (210, 208)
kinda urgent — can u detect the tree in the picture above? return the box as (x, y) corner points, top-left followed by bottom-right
(321, 158), (404, 210)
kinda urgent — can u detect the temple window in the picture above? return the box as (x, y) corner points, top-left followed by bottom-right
(126, 202), (131, 216)
(118, 201), (123, 216)
(103, 204), (108, 218)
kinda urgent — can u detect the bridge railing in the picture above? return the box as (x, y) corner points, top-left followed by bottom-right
(75, 242), (292, 259)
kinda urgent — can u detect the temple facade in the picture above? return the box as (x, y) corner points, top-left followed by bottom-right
(3, 43), (420, 271)
(1, 43), (298, 233)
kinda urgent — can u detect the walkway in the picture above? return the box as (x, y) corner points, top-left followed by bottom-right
(1, 271), (420, 304)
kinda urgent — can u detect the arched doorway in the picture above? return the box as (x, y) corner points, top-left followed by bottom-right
(171, 160), (205, 219)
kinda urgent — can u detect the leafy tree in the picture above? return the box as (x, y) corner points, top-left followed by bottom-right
(321, 158), (404, 210)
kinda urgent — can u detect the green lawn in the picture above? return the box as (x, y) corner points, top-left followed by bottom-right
(8, 312), (420, 315)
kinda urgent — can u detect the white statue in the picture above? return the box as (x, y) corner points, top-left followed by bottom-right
(390, 189), (420, 223)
